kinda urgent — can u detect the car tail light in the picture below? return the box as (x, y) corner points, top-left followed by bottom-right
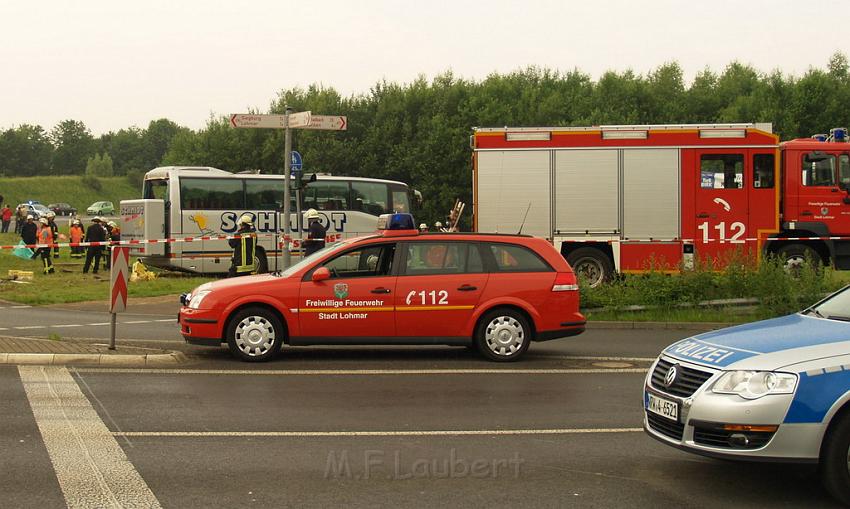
(552, 272), (579, 292)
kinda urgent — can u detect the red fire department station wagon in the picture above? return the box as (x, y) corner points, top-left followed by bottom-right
(179, 214), (585, 362)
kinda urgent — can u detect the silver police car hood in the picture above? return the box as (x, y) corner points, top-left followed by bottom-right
(663, 314), (850, 371)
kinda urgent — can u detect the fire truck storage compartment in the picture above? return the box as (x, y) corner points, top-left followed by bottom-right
(622, 149), (680, 240)
(476, 150), (551, 238)
(554, 150), (619, 233)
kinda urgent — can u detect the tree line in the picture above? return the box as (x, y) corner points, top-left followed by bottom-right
(2, 55), (849, 223)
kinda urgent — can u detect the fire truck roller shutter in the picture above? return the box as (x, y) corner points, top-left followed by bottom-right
(622, 149), (680, 240)
(476, 150), (551, 237)
(554, 150), (619, 233)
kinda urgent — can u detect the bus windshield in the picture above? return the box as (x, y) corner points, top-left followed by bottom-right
(144, 179), (169, 200)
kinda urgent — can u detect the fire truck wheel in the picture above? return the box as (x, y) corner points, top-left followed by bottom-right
(475, 308), (531, 362)
(821, 409), (850, 506)
(566, 247), (613, 288)
(776, 244), (821, 273)
(226, 307), (284, 362)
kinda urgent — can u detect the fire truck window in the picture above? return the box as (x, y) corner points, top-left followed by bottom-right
(802, 153), (836, 187)
(839, 155), (850, 190)
(487, 244), (551, 273)
(404, 243), (469, 275)
(753, 154), (775, 189)
(700, 154), (744, 189)
(323, 244), (394, 278)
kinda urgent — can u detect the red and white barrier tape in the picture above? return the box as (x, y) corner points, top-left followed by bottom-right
(2, 232), (284, 251)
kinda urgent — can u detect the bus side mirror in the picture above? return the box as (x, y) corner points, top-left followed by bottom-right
(312, 267), (331, 282)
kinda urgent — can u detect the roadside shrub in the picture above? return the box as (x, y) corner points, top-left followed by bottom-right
(81, 174), (102, 191)
(125, 169), (145, 190)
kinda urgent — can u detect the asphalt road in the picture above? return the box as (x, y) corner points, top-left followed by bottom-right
(0, 324), (842, 508)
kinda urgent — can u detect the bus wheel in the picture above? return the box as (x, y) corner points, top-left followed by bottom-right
(566, 247), (613, 288)
(821, 410), (850, 505)
(776, 244), (820, 274)
(255, 251), (269, 274)
(226, 307), (283, 362)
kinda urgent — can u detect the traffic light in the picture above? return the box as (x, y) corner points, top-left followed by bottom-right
(293, 172), (317, 190)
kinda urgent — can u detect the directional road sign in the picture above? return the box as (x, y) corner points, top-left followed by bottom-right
(230, 111), (312, 129)
(302, 115), (347, 131)
(109, 247), (130, 313)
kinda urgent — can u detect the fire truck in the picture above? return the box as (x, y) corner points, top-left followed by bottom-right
(472, 123), (850, 285)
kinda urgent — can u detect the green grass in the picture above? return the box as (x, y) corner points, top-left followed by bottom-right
(0, 233), (215, 305)
(585, 307), (768, 323)
(0, 176), (140, 213)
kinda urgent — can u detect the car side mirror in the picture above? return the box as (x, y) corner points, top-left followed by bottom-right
(844, 195), (850, 205)
(312, 267), (331, 282)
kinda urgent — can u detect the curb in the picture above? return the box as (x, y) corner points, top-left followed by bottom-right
(586, 321), (737, 331)
(0, 351), (186, 366)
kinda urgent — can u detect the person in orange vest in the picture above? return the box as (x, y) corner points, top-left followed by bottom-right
(35, 217), (55, 274)
(69, 219), (84, 258)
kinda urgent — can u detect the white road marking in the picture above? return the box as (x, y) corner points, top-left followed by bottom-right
(11, 305), (32, 309)
(75, 368), (648, 376)
(554, 355), (656, 362)
(52, 324), (83, 328)
(0, 327), (8, 330)
(19, 366), (161, 508)
(114, 428), (643, 438)
(86, 323), (110, 326)
(122, 321), (151, 324)
(14, 325), (46, 330)
(153, 319), (174, 323)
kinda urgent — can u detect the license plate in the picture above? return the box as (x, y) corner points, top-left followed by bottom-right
(647, 392), (678, 421)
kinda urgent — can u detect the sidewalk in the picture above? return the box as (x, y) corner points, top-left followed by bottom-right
(0, 336), (185, 366)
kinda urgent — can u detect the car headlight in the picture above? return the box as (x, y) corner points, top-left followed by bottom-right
(712, 371), (798, 400)
(188, 290), (212, 309)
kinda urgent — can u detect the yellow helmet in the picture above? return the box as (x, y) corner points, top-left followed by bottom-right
(238, 213), (253, 226)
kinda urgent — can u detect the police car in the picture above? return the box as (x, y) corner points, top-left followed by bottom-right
(644, 287), (850, 504)
(179, 213), (585, 363)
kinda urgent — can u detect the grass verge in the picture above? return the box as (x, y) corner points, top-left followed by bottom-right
(0, 233), (214, 305)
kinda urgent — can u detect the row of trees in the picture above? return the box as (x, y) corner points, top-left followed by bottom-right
(1, 55), (849, 222)
(0, 119), (184, 177)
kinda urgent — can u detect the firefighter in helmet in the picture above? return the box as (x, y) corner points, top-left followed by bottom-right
(302, 208), (327, 257)
(228, 213), (257, 277)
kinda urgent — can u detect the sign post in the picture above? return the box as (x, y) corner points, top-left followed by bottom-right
(230, 110), (348, 268)
(109, 246), (130, 350)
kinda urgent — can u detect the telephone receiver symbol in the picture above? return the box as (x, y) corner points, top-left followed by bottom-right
(713, 198), (731, 212)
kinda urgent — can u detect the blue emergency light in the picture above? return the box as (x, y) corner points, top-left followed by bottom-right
(813, 134), (828, 142)
(831, 127), (847, 142)
(377, 213), (416, 231)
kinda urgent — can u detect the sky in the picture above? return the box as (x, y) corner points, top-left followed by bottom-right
(0, 0), (835, 136)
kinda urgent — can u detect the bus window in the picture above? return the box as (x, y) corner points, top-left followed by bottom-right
(303, 181), (350, 211)
(246, 179), (284, 210)
(144, 179), (169, 200)
(180, 178), (244, 210)
(351, 181), (388, 215)
(390, 185), (410, 213)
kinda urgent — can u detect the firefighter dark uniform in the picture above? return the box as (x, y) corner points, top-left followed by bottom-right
(36, 218), (55, 274)
(83, 217), (107, 274)
(303, 208), (327, 257)
(228, 214), (257, 277)
(46, 212), (59, 257)
(104, 221), (120, 269)
(20, 215), (38, 246)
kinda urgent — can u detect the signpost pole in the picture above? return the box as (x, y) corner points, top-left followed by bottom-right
(110, 312), (117, 350)
(282, 107), (292, 268)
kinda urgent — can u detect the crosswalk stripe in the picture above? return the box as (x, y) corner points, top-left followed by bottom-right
(19, 366), (161, 508)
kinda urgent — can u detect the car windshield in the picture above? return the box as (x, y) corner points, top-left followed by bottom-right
(806, 286), (850, 321)
(276, 241), (351, 278)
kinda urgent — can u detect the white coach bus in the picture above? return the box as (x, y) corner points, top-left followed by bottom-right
(120, 166), (417, 274)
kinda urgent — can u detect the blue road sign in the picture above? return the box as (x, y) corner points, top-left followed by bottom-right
(290, 151), (303, 172)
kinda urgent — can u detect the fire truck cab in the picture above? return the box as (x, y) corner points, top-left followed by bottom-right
(472, 124), (850, 285)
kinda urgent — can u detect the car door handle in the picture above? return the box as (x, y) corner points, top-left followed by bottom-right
(696, 213), (709, 218)
(457, 285), (477, 291)
(801, 211), (813, 216)
(371, 288), (391, 294)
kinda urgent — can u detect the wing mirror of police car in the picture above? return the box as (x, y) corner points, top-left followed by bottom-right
(312, 267), (331, 282)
